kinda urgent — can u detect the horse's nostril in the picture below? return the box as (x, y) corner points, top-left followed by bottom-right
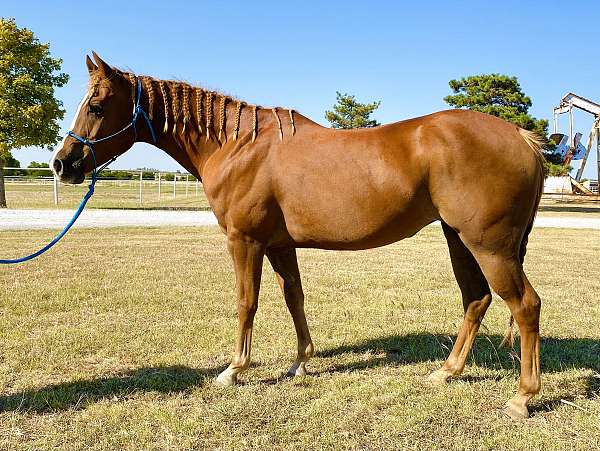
(53, 159), (63, 175)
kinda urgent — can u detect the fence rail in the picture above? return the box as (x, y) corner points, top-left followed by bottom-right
(2, 167), (209, 210)
(4, 167), (599, 210)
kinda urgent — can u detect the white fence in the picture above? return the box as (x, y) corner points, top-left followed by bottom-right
(2, 167), (202, 206)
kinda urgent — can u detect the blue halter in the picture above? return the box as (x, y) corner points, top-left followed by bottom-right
(0, 77), (157, 264)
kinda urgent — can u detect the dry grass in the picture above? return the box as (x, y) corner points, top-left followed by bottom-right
(0, 226), (599, 450)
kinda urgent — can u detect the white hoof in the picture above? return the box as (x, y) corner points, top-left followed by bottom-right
(215, 368), (237, 386)
(287, 361), (307, 377)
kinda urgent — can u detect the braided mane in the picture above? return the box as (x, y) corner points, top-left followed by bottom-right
(90, 70), (296, 144)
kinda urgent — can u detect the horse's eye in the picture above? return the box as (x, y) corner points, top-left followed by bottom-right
(89, 103), (103, 117)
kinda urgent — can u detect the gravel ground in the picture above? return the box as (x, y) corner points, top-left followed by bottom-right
(0, 209), (218, 230)
(0, 209), (599, 230)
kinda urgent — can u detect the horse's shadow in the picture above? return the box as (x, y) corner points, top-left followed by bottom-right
(316, 332), (600, 413)
(0, 365), (223, 414)
(1, 333), (598, 414)
(316, 333), (600, 374)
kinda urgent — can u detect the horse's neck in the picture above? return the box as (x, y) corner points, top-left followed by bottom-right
(148, 132), (208, 180)
(133, 102), (219, 179)
(131, 77), (305, 179)
(138, 102), (274, 180)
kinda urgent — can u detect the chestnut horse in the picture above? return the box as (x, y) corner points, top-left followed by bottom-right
(52, 53), (545, 419)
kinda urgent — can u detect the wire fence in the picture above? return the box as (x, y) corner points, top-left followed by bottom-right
(2, 167), (211, 210)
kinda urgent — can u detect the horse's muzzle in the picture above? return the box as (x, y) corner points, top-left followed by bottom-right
(52, 152), (86, 185)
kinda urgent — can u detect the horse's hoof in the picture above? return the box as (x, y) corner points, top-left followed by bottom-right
(426, 369), (450, 385)
(286, 362), (307, 377)
(215, 369), (237, 387)
(502, 399), (529, 420)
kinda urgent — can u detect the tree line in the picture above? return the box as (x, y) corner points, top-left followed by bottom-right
(3, 160), (181, 181)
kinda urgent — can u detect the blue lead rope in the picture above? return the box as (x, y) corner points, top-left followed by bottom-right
(0, 154), (99, 264)
(0, 78), (156, 265)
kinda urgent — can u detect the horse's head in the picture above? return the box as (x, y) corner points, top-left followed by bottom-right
(51, 52), (137, 184)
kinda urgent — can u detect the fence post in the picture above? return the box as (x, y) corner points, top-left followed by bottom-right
(53, 174), (59, 205)
(173, 174), (177, 198)
(186, 174), (189, 197)
(158, 171), (161, 199)
(195, 177), (199, 196)
(139, 170), (143, 205)
(597, 125), (600, 196)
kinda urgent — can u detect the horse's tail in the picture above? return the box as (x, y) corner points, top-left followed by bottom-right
(500, 128), (545, 349)
(517, 128), (545, 261)
(518, 128), (547, 181)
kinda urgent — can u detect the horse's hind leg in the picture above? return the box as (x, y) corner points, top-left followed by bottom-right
(267, 248), (314, 376)
(428, 222), (492, 384)
(473, 251), (541, 419)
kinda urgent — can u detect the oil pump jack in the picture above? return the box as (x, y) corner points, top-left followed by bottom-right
(552, 93), (600, 188)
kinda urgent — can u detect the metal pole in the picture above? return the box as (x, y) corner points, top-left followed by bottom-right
(569, 104), (574, 148)
(173, 174), (177, 199)
(597, 124), (600, 196)
(196, 177), (199, 196)
(53, 174), (59, 205)
(553, 112), (557, 134)
(139, 170), (143, 205)
(186, 174), (189, 197)
(158, 172), (161, 199)
(575, 124), (596, 182)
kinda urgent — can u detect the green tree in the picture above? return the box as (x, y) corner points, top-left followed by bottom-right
(28, 161), (49, 168)
(2, 154), (23, 176)
(0, 18), (69, 207)
(27, 160), (50, 177)
(325, 92), (381, 129)
(444, 73), (566, 175)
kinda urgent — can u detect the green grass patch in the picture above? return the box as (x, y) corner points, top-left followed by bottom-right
(1, 226), (599, 449)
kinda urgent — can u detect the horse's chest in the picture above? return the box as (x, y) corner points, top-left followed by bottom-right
(203, 174), (276, 236)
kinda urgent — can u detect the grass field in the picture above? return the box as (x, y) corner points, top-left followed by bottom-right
(3, 181), (211, 210)
(1, 226), (599, 449)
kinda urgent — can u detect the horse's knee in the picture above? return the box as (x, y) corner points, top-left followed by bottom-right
(509, 287), (541, 331)
(237, 301), (258, 322)
(522, 285), (541, 312)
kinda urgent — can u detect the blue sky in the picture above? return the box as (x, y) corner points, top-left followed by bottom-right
(4, 0), (600, 178)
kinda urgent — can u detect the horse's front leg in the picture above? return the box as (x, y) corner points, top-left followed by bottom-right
(216, 233), (266, 386)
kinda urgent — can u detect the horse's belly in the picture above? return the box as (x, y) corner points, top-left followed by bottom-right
(282, 192), (438, 250)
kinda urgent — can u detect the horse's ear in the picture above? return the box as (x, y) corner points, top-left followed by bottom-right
(92, 51), (113, 77)
(86, 55), (98, 74)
